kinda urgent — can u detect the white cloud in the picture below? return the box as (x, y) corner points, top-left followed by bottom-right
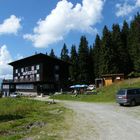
(0, 46), (24, 79)
(0, 45), (12, 79)
(24, 0), (105, 48)
(136, 0), (140, 7)
(0, 15), (21, 35)
(116, 0), (140, 17)
(116, 2), (135, 17)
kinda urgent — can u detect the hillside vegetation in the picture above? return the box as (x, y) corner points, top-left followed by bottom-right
(53, 78), (140, 102)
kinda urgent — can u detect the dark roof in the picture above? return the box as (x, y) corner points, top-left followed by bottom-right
(9, 53), (70, 66)
(102, 73), (124, 77)
(2, 79), (13, 84)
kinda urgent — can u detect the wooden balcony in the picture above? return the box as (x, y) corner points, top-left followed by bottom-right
(14, 77), (40, 83)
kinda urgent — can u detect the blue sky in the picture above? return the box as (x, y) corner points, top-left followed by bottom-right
(0, 0), (140, 78)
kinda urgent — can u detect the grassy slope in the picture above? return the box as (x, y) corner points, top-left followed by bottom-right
(0, 98), (71, 140)
(52, 78), (140, 102)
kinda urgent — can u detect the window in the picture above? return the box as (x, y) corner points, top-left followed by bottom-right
(31, 66), (34, 71)
(3, 85), (9, 89)
(25, 67), (28, 71)
(55, 65), (59, 70)
(25, 75), (28, 79)
(34, 70), (37, 74)
(14, 77), (18, 82)
(30, 75), (34, 81)
(127, 89), (136, 95)
(14, 77), (18, 80)
(20, 76), (24, 81)
(117, 89), (126, 95)
(15, 69), (18, 73)
(36, 65), (40, 70)
(20, 76), (24, 79)
(10, 85), (15, 89)
(136, 89), (140, 94)
(55, 74), (59, 81)
(36, 74), (40, 81)
(42, 84), (49, 89)
(21, 68), (24, 72)
(16, 84), (34, 89)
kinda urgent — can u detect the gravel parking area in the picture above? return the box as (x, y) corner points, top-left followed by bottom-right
(35, 97), (140, 140)
(64, 102), (140, 140)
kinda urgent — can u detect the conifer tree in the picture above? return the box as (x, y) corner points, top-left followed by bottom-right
(121, 20), (132, 74)
(99, 26), (113, 75)
(128, 13), (140, 72)
(93, 34), (101, 78)
(49, 49), (56, 58)
(88, 46), (94, 83)
(78, 36), (90, 84)
(69, 45), (79, 84)
(61, 43), (69, 62)
(111, 24), (123, 73)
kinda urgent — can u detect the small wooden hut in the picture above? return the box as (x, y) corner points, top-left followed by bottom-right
(102, 73), (124, 86)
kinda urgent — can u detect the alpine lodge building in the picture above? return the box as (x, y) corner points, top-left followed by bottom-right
(2, 53), (70, 96)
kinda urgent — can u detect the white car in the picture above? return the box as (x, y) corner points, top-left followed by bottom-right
(87, 85), (96, 91)
(10, 92), (21, 98)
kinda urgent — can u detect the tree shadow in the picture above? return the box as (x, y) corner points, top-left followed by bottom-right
(0, 114), (24, 122)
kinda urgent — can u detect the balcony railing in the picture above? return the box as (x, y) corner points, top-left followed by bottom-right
(14, 78), (40, 83)
(2, 79), (13, 83)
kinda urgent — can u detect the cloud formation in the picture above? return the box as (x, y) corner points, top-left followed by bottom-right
(0, 15), (21, 35)
(116, 0), (140, 17)
(0, 45), (12, 79)
(24, 0), (105, 48)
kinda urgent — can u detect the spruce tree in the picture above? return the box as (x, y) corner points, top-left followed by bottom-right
(61, 43), (69, 62)
(78, 36), (90, 84)
(49, 49), (56, 58)
(121, 20), (132, 74)
(112, 24), (126, 73)
(99, 26), (113, 75)
(69, 45), (79, 84)
(93, 34), (101, 78)
(128, 13), (140, 72)
(88, 46), (94, 83)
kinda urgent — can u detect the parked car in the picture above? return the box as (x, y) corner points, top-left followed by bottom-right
(116, 88), (140, 106)
(87, 85), (96, 91)
(10, 92), (21, 98)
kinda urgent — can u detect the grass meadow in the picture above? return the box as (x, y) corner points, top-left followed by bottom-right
(0, 98), (71, 140)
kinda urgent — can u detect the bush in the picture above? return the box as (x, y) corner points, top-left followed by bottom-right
(128, 72), (140, 78)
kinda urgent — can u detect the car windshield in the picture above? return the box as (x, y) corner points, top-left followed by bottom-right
(11, 93), (17, 95)
(117, 89), (126, 95)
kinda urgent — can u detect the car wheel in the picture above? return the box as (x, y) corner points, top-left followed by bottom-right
(119, 103), (124, 106)
(131, 100), (136, 106)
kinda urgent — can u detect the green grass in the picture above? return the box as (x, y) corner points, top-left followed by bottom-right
(52, 78), (140, 103)
(0, 97), (71, 140)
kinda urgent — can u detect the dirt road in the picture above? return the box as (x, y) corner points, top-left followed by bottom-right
(63, 101), (140, 140)
(35, 97), (140, 140)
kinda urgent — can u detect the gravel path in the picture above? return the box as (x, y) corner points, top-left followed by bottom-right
(35, 97), (140, 140)
(63, 101), (140, 140)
